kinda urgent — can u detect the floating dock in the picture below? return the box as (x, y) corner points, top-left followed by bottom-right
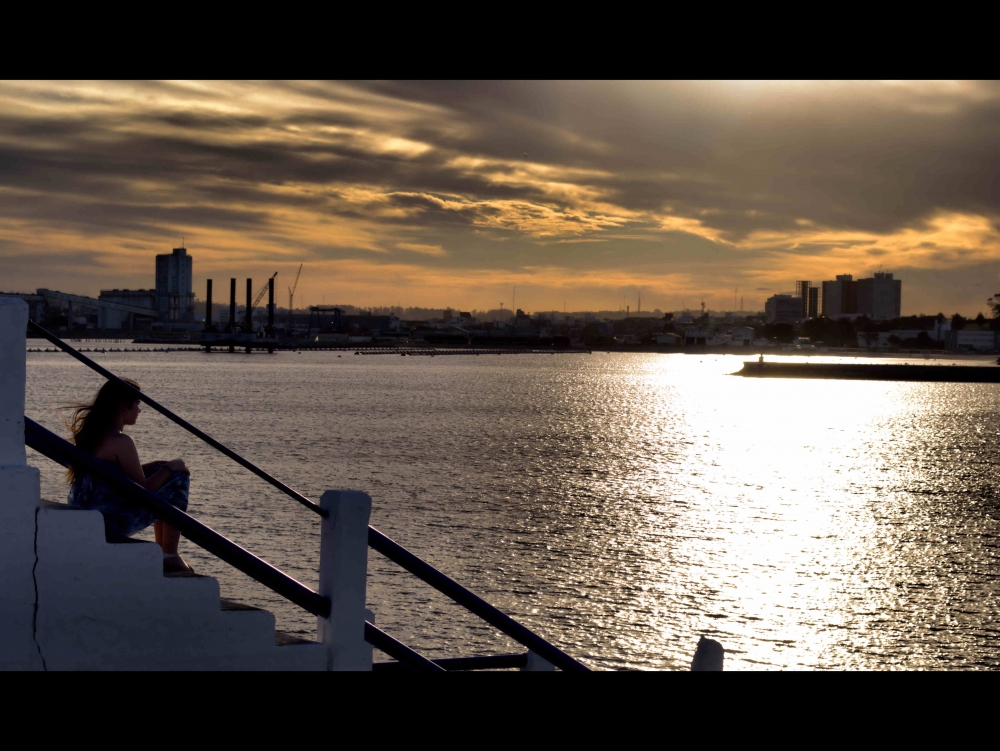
(735, 361), (1000, 383)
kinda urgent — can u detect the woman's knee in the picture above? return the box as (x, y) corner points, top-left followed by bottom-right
(156, 473), (190, 512)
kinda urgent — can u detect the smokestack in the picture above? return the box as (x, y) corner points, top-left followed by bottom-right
(267, 277), (275, 329)
(205, 279), (213, 330)
(245, 278), (252, 329)
(229, 278), (236, 331)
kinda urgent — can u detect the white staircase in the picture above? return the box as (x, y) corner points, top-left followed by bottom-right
(32, 498), (325, 671)
(1, 297), (343, 671)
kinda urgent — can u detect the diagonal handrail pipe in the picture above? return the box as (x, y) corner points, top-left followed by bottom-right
(373, 652), (528, 672)
(24, 417), (443, 672)
(27, 320), (325, 517)
(26, 322), (591, 671)
(367, 529), (590, 671)
(364, 623), (445, 672)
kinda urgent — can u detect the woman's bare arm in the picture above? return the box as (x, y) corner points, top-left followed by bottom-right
(110, 434), (172, 493)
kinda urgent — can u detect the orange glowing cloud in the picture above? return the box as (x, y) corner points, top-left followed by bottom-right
(0, 80), (995, 315)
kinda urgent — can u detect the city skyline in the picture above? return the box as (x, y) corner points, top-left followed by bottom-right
(0, 81), (996, 316)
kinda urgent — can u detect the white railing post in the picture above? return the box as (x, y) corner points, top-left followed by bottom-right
(0, 298), (27, 467)
(317, 490), (372, 671)
(521, 650), (556, 671)
(0, 298), (44, 670)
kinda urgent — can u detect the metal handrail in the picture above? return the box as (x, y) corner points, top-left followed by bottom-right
(27, 322), (590, 670)
(27, 321), (325, 517)
(24, 417), (441, 673)
(367, 529), (590, 672)
(364, 623), (445, 672)
(374, 652), (528, 672)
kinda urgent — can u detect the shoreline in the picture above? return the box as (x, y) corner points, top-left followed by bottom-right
(25, 338), (997, 363)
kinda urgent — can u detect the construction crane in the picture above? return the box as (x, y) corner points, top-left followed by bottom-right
(287, 263), (303, 332)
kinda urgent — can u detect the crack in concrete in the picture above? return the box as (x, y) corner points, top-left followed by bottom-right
(32, 507), (47, 671)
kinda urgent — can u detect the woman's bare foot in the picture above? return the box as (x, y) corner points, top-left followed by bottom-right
(163, 554), (195, 576)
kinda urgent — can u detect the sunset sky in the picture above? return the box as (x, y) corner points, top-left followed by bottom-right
(1, 80), (996, 316)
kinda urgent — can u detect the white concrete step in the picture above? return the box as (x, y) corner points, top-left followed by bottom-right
(33, 499), (325, 670)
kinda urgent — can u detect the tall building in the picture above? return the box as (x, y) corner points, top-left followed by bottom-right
(808, 287), (819, 319)
(765, 294), (802, 324)
(795, 281), (811, 319)
(821, 275), (858, 318)
(155, 247), (195, 323)
(857, 272), (901, 320)
(795, 280), (820, 319)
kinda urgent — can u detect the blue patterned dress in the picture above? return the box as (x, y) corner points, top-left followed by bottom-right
(67, 461), (190, 542)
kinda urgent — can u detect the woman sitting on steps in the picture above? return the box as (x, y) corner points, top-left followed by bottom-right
(63, 378), (195, 576)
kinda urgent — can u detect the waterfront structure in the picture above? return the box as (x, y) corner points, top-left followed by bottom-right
(946, 330), (999, 351)
(738, 359), (999, 382)
(97, 289), (157, 329)
(857, 331), (936, 349)
(1, 289), (158, 331)
(308, 307), (400, 337)
(156, 247), (195, 324)
(730, 326), (755, 345)
(683, 327), (708, 345)
(765, 294), (801, 324)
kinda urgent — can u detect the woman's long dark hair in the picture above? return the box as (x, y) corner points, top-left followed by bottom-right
(61, 378), (141, 483)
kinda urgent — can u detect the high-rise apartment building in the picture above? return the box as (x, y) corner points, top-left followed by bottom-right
(822, 275), (858, 318)
(821, 272), (901, 320)
(857, 272), (901, 320)
(155, 247), (195, 323)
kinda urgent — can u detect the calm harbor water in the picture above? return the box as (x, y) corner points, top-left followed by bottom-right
(24, 348), (999, 670)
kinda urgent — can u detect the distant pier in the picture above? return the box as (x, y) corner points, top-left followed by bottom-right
(736, 361), (1000, 383)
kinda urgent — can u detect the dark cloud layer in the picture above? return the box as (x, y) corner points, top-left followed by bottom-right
(0, 81), (995, 313)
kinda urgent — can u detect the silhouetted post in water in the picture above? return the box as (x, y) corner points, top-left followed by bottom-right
(244, 279), (252, 331)
(228, 278), (236, 353)
(203, 279), (214, 353)
(267, 277), (275, 353)
(691, 636), (724, 671)
(205, 279), (213, 330)
(245, 278), (252, 354)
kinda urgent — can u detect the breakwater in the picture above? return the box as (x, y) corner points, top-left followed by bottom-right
(26, 345), (591, 356)
(736, 361), (1000, 382)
